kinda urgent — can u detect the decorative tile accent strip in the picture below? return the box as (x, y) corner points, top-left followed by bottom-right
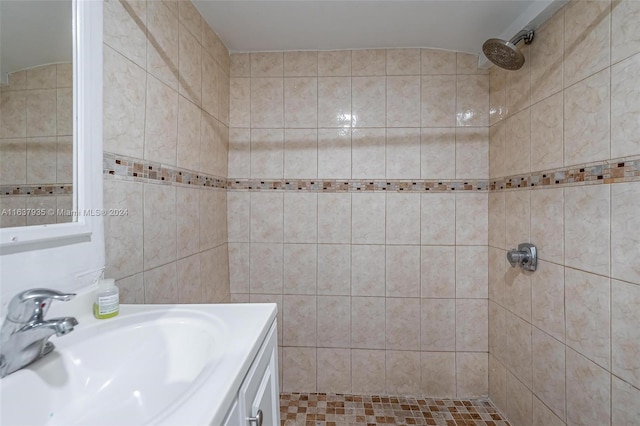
(103, 152), (226, 189)
(228, 179), (489, 192)
(279, 393), (510, 425)
(490, 157), (640, 191)
(0, 184), (73, 197)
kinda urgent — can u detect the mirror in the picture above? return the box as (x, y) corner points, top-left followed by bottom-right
(0, 0), (74, 228)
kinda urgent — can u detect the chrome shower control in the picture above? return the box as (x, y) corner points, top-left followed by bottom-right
(506, 243), (537, 272)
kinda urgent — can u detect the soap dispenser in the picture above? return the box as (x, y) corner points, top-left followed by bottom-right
(93, 278), (119, 319)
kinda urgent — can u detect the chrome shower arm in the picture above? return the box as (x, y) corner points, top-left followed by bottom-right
(509, 29), (535, 46)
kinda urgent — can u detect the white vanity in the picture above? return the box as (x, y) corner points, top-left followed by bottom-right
(0, 294), (280, 426)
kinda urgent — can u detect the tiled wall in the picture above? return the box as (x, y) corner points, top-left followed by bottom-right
(102, 0), (230, 304)
(487, 0), (640, 424)
(228, 49), (491, 397)
(0, 63), (73, 227)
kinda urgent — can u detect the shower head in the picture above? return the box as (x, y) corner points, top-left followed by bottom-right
(482, 29), (534, 70)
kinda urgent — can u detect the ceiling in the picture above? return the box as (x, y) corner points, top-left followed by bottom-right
(194, 0), (565, 64)
(0, 1), (72, 84)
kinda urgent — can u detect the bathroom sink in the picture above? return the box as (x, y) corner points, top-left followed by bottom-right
(0, 302), (277, 425)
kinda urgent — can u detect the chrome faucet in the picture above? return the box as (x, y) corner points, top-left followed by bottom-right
(0, 289), (78, 378)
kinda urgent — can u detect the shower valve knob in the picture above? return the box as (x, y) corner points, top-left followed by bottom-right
(506, 243), (537, 272)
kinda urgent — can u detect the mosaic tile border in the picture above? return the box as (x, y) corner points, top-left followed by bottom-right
(1, 184), (73, 197)
(490, 157), (640, 191)
(103, 152), (226, 189)
(280, 393), (510, 426)
(104, 153), (640, 193)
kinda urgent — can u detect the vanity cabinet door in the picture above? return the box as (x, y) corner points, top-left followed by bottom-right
(222, 399), (240, 426)
(239, 321), (279, 426)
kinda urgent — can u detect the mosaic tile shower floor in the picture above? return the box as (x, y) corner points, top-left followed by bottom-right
(280, 393), (511, 426)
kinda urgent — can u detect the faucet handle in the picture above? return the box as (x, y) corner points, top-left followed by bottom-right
(7, 289), (76, 323)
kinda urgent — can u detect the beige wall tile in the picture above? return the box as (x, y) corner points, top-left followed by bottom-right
(421, 246), (456, 298)
(564, 0), (611, 87)
(0, 138), (26, 185)
(228, 243), (249, 294)
(387, 49), (420, 75)
(533, 397), (565, 426)
(386, 128), (421, 179)
(144, 76), (178, 165)
(612, 0), (640, 63)
(455, 246), (488, 298)
(564, 184), (610, 276)
(201, 52), (220, 119)
(565, 268), (610, 369)
(488, 192), (505, 249)
(227, 191), (250, 242)
(489, 120), (506, 179)
(317, 348), (351, 394)
(489, 355), (507, 412)
(531, 92), (563, 172)
(421, 192), (455, 245)
(283, 243), (316, 295)
(488, 248), (506, 305)
(250, 294), (283, 346)
(228, 128), (251, 178)
(250, 78), (283, 128)
(505, 312), (532, 387)
(318, 51), (351, 76)
(144, 262), (178, 303)
(489, 301), (506, 360)
(283, 295), (316, 346)
(456, 75), (489, 127)
(249, 243), (283, 294)
(386, 76), (421, 127)
(456, 299), (488, 352)
(611, 53), (640, 158)
(284, 51), (318, 77)
(352, 49), (386, 76)
(0, 91), (26, 138)
(250, 128), (283, 178)
(230, 53), (250, 77)
(229, 78), (250, 128)
(456, 53), (479, 75)
(489, 67), (507, 126)
(284, 192), (317, 243)
(421, 75), (456, 127)
(612, 280), (640, 389)
(147, 1), (179, 89)
(56, 88), (72, 136)
(420, 127), (456, 179)
(143, 183), (177, 270)
(317, 244), (350, 295)
(421, 352), (456, 398)
(504, 261), (532, 321)
(456, 352), (488, 397)
(506, 372), (533, 426)
(455, 193), (488, 245)
(564, 68), (611, 166)
(566, 348), (611, 426)
(386, 193), (420, 244)
(282, 347), (316, 392)
(317, 128), (351, 178)
(421, 299), (455, 351)
(531, 260), (565, 342)
(351, 128), (385, 179)
(455, 127), (488, 179)
(351, 349), (385, 394)
(103, 0), (146, 68)
(352, 76), (385, 127)
(284, 77), (317, 128)
(504, 108), (530, 176)
(56, 137), (72, 183)
(421, 49), (456, 75)
(386, 297), (420, 350)
(284, 128), (317, 179)
(104, 180), (143, 279)
(531, 10), (564, 104)
(386, 245), (421, 298)
(351, 297), (385, 349)
(317, 296), (350, 348)
(178, 24), (202, 106)
(611, 182), (640, 284)
(386, 350), (421, 395)
(317, 77), (351, 128)
(251, 52), (283, 77)
(250, 192), (284, 243)
(351, 193), (385, 244)
(612, 375), (640, 425)
(505, 190), (530, 246)
(530, 188), (564, 263)
(505, 46), (531, 115)
(117, 273), (145, 304)
(177, 254), (202, 303)
(351, 245), (385, 296)
(26, 89), (56, 137)
(26, 137), (56, 184)
(532, 328), (566, 421)
(176, 187), (200, 258)
(177, 96), (201, 172)
(178, 1), (202, 42)
(318, 193), (351, 243)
